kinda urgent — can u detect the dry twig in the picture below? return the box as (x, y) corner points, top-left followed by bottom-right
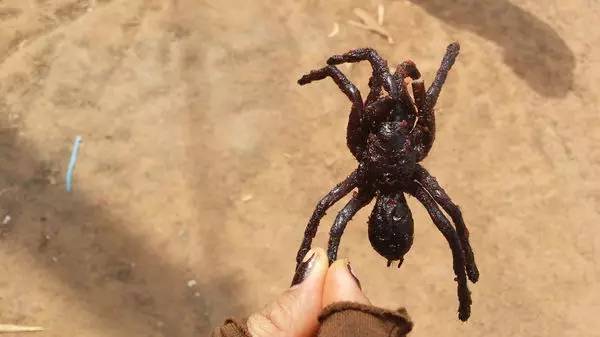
(377, 4), (384, 25)
(328, 22), (340, 38)
(0, 324), (44, 333)
(348, 7), (393, 44)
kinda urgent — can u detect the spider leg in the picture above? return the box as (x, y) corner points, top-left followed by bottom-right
(295, 168), (361, 270)
(298, 65), (367, 159)
(413, 42), (460, 161)
(423, 42), (460, 114)
(326, 48), (399, 102)
(407, 182), (472, 321)
(414, 165), (479, 283)
(412, 78), (434, 161)
(298, 65), (362, 104)
(366, 76), (384, 105)
(327, 189), (375, 263)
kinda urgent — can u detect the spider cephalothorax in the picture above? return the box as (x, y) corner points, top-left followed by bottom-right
(292, 43), (479, 321)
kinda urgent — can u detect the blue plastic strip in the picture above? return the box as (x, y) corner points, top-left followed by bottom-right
(65, 136), (82, 192)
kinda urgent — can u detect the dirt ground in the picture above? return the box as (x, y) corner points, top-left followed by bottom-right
(0, 0), (599, 336)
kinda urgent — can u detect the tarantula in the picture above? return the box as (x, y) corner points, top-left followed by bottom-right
(293, 42), (479, 321)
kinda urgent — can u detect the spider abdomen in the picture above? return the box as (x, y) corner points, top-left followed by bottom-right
(368, 191), (414, 262)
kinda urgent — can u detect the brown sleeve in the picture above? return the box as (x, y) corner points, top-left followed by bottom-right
(210, 302), (413, 337)
(318, 301), (413, 337)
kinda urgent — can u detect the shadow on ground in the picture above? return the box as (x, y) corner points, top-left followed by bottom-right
(408, 0), (575, 97)
(0, 120), (245, 336)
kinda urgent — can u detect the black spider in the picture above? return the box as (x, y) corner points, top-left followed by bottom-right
(293, 42), (479, 321)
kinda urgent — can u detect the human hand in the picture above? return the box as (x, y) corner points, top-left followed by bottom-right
(246, 248), (369, 337)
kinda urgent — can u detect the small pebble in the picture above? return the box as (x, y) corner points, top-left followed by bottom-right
(187, 279), (197, 288)
(51, 256), (59, 263)
(2, 215), (11, 225)
(194, 291), (201, 297)
(241, 194), (253, 202)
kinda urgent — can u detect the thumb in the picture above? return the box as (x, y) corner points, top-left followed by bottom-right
(322, 259), (370, 307)
(247, 248), (328, 337)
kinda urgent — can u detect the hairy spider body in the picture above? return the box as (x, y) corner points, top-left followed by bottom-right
(365, 121), (417, 188)
(293, 43), (479, 321)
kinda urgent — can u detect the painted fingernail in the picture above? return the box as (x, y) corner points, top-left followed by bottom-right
(291, 249), (318, 286)
(346, 260), (362, 290)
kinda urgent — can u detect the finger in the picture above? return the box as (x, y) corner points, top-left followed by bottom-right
(322, 259), (370, 307)
(247, 248), (328, 337)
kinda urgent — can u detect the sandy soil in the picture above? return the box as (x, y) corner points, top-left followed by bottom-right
(0, 0), (599, 336)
